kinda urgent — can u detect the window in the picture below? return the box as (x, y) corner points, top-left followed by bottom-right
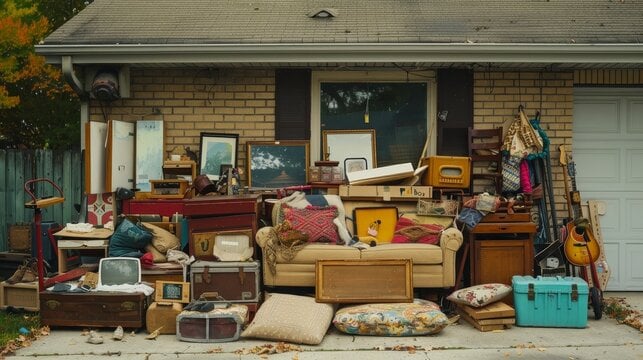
(311, 71), (436, 167)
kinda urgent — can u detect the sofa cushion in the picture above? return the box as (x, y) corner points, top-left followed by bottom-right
(282, 205), (340, 244)
(360, 243), (443, 264)
(277, 244), (361, 263)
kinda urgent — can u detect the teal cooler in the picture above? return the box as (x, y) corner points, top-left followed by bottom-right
(512, 275), (588, 328)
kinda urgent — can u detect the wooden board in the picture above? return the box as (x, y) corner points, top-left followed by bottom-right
(315, 259), (413, 303)
(457, 301), (515, 320)
(456, 307), (512, 332)
(583, 200), (609, 290)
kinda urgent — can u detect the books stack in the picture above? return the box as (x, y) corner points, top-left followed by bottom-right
(456, 302), (515, 332)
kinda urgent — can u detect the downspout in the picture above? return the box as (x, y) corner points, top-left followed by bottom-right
(62, 56), (89, 218)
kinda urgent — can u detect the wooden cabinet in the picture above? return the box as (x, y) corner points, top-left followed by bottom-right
(121, 194), (261, 257)
(469, 213), (536, 287)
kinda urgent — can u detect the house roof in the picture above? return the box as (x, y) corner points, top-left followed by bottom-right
(36, 0), (643, 69)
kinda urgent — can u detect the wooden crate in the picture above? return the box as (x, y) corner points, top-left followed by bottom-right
(0, 281), (39, 312)
(315, 259), (413, 303)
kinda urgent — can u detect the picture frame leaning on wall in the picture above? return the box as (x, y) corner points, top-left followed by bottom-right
(198, 132), (239, 181)
(246, 141), (310, 189)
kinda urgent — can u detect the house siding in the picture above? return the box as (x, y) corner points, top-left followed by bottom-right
(87, 67), (641, 213)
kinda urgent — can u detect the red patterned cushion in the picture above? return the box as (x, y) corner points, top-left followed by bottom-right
(282, 205), (339, 243)
(391, 216), (443, 245)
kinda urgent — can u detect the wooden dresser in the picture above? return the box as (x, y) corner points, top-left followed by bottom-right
(469, 212), (536, 287)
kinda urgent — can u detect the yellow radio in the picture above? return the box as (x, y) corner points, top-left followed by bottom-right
(422, 156), (471, 189)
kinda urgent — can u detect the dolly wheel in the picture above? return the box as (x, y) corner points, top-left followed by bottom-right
(590, 287), (603, 320)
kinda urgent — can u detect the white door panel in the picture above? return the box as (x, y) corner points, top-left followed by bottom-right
(574, 88), (643, 290)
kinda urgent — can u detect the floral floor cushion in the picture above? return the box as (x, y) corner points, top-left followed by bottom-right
(333, 299), (448, 336)
(446, 283), (512, 307)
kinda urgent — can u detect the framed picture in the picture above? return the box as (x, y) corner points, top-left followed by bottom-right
(322, 129), (377, 169)
(353, 206), (399, 245)
(247, 141), (310, 189)
(198, 133), (239, 181)
(154, 280), (190, 303)
(344, 157), (368, 179)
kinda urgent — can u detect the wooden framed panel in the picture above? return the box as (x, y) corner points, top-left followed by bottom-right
(322, 129), (377, 169)
(135, 119), (164, 192)
(198, 132), (239, 181)
(315, 259), (413, 303)
(246, 141), (310, 189)
(154, 280), (190, 304)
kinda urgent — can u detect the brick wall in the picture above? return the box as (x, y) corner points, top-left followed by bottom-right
(89, 68), (276, 171)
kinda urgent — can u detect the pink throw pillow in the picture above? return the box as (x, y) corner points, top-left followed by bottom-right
(391, 216), (443, 245)
(283, 205), (339, 244)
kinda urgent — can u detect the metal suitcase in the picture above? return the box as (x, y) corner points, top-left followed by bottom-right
(189, 260), (260, 302)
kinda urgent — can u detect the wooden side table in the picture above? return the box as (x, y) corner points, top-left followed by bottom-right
(469, 213), (536, 287)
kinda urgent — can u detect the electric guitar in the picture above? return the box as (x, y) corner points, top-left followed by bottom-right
(560, 145), (601, 266)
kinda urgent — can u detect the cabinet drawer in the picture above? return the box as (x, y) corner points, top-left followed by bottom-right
(471, 222), (536, 234)
(481, 213), (530, 223)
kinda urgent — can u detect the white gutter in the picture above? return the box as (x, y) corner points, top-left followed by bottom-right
(35, 43), (643, 65)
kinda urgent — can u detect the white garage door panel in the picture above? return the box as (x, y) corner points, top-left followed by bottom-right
(574, 88), (643, 290)
(626, 244), (643, 289)
(573, 149), (620, 184)
(604, 243), (620, 288)
(628, 199), (643, 232)
(628, 150), (643, 181)
(627, 101), (643, 132)
(574, 100), (620, 133)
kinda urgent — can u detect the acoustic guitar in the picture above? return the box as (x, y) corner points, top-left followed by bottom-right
(559, 145), (601, 266)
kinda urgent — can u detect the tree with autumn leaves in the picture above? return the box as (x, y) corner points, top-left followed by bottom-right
(0, 0), (90, 149)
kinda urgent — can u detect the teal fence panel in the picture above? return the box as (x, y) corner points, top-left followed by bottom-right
(0, 149), (82, 252)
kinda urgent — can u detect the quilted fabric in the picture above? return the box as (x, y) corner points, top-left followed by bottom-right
(447, 283), (512, 307)
(333, 300), (449, 336)
(282, 205), (339, 243)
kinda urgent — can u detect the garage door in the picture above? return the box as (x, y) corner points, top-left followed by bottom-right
(573, 88), (643, 291)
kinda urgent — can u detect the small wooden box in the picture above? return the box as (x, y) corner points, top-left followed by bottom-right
(150, 179), (189, 199)
(146, 302), (183, 334)
(0, 281), (40, 312)
(315, 259), (413, 303)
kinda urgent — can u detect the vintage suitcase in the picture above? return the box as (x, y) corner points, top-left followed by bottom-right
(190, 260), (260, 302)
(176, 304), (248, 342)
(512, 275), (589, 328)
(146, 301), (183, 334)
(40, 291), (150, 328)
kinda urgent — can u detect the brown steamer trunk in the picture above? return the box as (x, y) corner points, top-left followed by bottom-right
(40, 291), (149, 328)
(190, 261), (260, 302)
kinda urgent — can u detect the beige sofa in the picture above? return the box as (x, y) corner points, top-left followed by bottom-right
(255, 194), (463, 289)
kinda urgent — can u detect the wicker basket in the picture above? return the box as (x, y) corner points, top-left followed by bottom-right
(416, 199), (459, 217)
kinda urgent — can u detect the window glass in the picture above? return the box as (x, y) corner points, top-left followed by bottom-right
(320, 82), (427, 167)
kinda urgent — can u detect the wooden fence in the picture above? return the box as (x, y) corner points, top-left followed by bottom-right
(0, 149), (82, 252)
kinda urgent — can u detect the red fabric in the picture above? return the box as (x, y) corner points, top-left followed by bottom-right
(391, 217), (443, 245)
(140, 252), (154, 269)
(283, 205), (340, 243)
(520, 159), (532, 193)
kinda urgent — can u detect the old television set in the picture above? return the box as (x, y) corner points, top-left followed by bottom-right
(98, 257), (141, 286)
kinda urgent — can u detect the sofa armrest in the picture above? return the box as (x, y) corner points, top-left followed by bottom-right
(440, 227), (463, 253)
(255, 226), (276, 249)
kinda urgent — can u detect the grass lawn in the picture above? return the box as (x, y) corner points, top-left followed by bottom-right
(0, 310), (43, 356)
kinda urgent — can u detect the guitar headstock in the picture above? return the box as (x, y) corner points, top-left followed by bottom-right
(559, 145), (568, 166)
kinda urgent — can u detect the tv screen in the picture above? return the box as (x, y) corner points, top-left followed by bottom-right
(98, 257), (141, 286)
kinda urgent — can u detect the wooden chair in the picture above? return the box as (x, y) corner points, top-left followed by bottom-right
(468, 127), (503, 195)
